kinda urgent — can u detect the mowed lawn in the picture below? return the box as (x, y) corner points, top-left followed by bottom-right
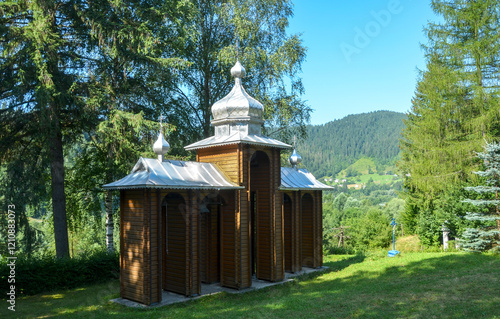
(3, 252), (499, 318)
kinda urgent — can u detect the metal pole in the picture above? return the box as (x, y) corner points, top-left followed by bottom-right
(393, 225), (396, 251)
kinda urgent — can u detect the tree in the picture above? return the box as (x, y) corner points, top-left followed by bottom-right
(76, 0), (187, 252)
(0, 0), (98, 258)
(0, 0), (183, 256)
(161, 0), (310, 152)
(462, 142), (500, 252)
(399, 0), (500, 241)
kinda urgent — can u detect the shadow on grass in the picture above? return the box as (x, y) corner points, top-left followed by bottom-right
(9, 253), (500, 319)
(323, 254), (366, 273)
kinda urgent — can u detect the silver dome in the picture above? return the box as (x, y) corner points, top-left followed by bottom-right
(211, 60), (264, 137)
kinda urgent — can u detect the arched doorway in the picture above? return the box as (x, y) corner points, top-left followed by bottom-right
(283, 193), (293, 272)
(161, 193), (187, 295)
(249, 151), (271, 279)
(200, 194), (223, 283)
(301, 193), (314, 267)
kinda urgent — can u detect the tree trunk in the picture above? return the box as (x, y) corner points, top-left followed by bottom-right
(105, 189), (114, 252)
(49, 113), (70, 258)
(105, 123), (115, 252)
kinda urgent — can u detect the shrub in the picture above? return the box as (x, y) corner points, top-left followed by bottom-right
(0, 250), (119, 297)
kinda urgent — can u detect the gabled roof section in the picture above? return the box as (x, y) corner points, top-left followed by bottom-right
(184, 132), (291, 151)
(103, 157), (243, 190)
(280, 167), (334, 191)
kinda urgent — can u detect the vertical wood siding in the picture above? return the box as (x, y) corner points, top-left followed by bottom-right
(283, 193), (293, 272)
(197, 145), (239, 183)
(301, 193), (314, 268)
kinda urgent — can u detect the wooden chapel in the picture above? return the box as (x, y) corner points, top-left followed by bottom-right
(103, 60), (333, 305)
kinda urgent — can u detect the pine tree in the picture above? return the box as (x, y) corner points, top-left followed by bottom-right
(462, 142), (500, 252)
(398, 0), (500, 241)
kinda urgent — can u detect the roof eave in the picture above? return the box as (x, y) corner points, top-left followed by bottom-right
(103, 185), (244, 191)
(185, 140), (292, 151)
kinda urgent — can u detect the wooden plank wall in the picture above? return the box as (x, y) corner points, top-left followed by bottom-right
(220, 190), (238, 288)
(120, 190), (146, 304)
(240, 145), (251, 288)
(283, 193), (293, 272)
(189, 190), (200, 296)
(196, 144), (286, 288)
(197, 145), (239, 183)
(250, 151), (272, 281)
(162, 192), (187, 295)
(200, 199), (220, 284)
(272, 148), (284, 281)
(158, 190), (200, 297)
(145, 189), (161, 304)
(199, 193), (220, 284)
(301, 192), (315, 268)
(293, 191), (302, 273)
(120, 189), (161, 305)
(248, 147), (284, 282)
(314, 191), (323, 268)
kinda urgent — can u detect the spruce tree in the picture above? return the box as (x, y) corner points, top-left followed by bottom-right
(462, 142), (500, 252)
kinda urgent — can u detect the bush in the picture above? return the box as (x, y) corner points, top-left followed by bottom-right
(395, 235), (422, 252)
(0, 250), (119, 297)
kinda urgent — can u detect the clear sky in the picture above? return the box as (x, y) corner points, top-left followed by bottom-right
(288, 0), (438, 125)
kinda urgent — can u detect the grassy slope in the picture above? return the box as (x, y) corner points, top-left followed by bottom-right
(4, 253), (499, 319)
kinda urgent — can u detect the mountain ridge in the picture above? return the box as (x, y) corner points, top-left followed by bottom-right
(298, 110), (407, 178)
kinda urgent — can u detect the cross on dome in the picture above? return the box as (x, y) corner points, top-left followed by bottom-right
(154, 114), (169, 161)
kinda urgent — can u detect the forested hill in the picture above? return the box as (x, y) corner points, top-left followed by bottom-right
(298, 111), (407, 178)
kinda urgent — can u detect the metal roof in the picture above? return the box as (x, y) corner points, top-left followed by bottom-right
(280, 167), (334, 191)
(184, 133), (291, 151)
(103, 158), (332, 192)
(102, 158), (243, 190)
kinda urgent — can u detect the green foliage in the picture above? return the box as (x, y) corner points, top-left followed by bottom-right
(1, 0), (311, 259)
(398, 0), (500, 246)
(0, 0), (184, 257)
(0, 250), (119, 296)
(300, 111), (406, 178)
(323, 189), (398, 253)
(163, 0), (311, 147)
(350, 208), (392, 250)
(461, 142), (500, 252)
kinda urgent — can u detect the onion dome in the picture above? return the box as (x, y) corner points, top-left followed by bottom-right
(289, 149), (302, 169)
(153, 132), (170, 161)
(211, 60), (264, 137)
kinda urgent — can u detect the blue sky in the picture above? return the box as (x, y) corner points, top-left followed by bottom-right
(288, 0), (438, 125)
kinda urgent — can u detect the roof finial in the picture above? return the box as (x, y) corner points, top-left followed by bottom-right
(289, 135), (302, 170)
(159, 114), (166, 131)
(154, 114), (169, 162)
(231, 36), (245, 79)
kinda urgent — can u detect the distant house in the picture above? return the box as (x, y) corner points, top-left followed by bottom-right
(103, 61), (333, 306)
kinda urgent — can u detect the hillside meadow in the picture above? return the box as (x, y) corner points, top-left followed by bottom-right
(3, 252), (499, 319)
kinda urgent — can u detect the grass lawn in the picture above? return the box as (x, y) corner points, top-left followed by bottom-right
(3, 252), (499, 318)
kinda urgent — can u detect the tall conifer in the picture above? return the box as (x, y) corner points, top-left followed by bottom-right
(462, 142), (500, 252)
(399, 0), (500, 240)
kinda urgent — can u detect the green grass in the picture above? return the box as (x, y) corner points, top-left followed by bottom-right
(3, 253), (499, 318)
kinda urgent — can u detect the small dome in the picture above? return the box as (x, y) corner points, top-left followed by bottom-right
(231, 60), (246, 78)
(153, 132), (170, 157)
(289, 149), (302, 168)
(211, 60), (264, 123)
